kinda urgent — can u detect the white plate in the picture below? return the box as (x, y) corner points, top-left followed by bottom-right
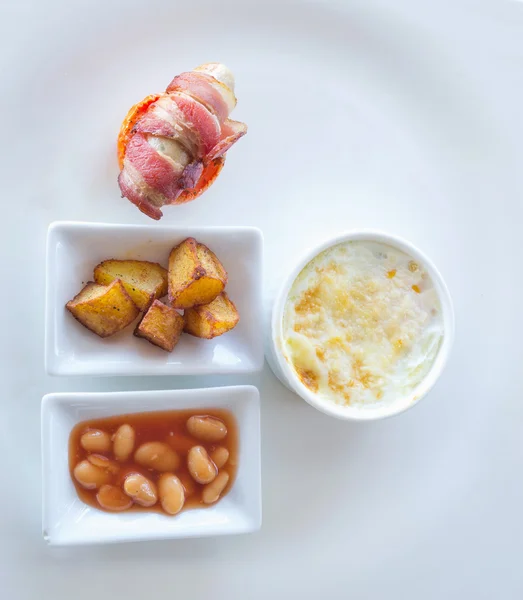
(45, 222), (263, 376)
(41, 385), (261, 546)
(3, 0), (523, 597)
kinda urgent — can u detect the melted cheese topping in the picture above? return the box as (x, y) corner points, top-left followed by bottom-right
(282, 241), (443, 408)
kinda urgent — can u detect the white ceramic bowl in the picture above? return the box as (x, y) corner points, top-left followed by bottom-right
(268, 230), (455, 421)
(41, 386), (262, 546)
(45, 221), (264, 376)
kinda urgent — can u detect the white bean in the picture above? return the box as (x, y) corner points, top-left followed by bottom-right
(88, 453), (120, 474)
(96, 485), (133, 511)
(123, 473), (157, 507)
(187, 446), (217, 484)
(80, 429), (111, 453)
(112, 424), (135, 461)
(210, 446), (229, 469)
(73, 460), (111, 490)
(187, 416), (227, 442)
(158, 473), (185, 515)
(202, 471), (230, 504)
(134, 442), (180, 472)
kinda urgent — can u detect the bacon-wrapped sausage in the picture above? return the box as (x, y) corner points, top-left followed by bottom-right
(117, 63), (247, 220)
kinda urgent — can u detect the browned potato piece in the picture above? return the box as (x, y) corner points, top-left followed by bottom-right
(66, 280), (139, 338)
(168, 238), (227, 309)
(184, 292), (239, 339)
(94, 259), (168, 311)
(134, 300), (184, 352)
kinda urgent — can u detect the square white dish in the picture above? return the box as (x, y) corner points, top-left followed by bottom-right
(41, 385), (261, 546)
(45, 221), (263, 376)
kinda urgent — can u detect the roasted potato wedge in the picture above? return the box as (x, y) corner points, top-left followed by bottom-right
(66, 280), (140, 338)
(134, 300), (184, 352)
(168, 238), (227, 309)
(183, 292), (239, 339)
(94, 259), (168, 311)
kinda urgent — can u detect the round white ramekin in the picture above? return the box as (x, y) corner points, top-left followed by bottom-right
(267, 230), (455, 421)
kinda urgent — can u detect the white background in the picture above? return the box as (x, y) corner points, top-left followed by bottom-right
(1, 0), (523, 598)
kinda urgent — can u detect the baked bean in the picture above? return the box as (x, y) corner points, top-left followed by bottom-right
(123, 473), (157, 507)
(187, 446), (217, 484)
(158, 473), (185, 515)
(202, 471), (230, 504)
(80, 429), (111, 453)
(179, 472), (197, 498)
(187, 416), (227, 442)
(73, 460), (111, 490)
(134, 442), (180, 472)
(210, 446), (229, 469)
(96, 485), (133, 511)
(88, 454), (120, 474)
(112, 424), (135, 461)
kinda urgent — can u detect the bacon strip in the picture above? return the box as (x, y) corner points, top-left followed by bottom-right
(167, 92), (221, 156)
(208, 119), (248, 160)
(118, 167), (164, 221)
(167, 72), (234, 122)
(134, 95), (200, 157)
(125, 133), (186, 203)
